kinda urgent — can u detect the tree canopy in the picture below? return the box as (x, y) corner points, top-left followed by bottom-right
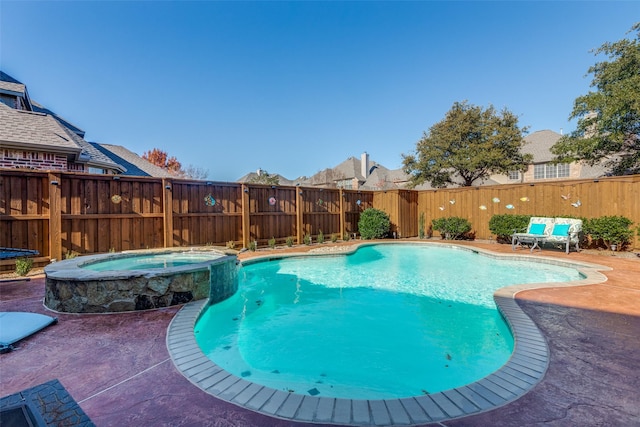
(552, 23), (640, 175)
(142, 148), (209, 179)
(402, 101), (531, 187)
(142, 148), (183, 175)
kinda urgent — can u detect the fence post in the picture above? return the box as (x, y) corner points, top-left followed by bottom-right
(162, 179), (173, 248)
(48, 172), (62, 261)
(296, 188), (303, 244)
(339, 188), (345, 238)
(241, 184), (250, 248)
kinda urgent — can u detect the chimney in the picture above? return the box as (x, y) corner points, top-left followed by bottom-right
(361, 152), (370, 179)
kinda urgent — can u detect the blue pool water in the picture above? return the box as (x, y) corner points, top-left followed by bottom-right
(195, 244), (581, 399)
(82, 252), (222, 271)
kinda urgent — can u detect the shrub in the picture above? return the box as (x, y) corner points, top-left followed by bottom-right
(358, 208), (391, 240)
(343, 232), (351, 241)
(488, 214), (532, 243)
(331, 233), (338, 243)
(584, 216), (634, 250)
(226, 240), (236, 250)
(431, 217), (472, 240)
(303, 233), (312, 245)
(418, 212), (426, 239)
(15, 257), (33, 276)
(286, 236), (294, 247)
(248, 240), (257, 252)
(317, 230), (325, 244)
(268, 237), (276, 249)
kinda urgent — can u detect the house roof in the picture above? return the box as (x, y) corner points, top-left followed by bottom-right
(300, 156), (382, 187)
(0, 102), (80, 153)
(237, 170), (297, 186)
(0, 70), (126, 172)
(0, 102), (124, 172)
(522, 130), (562, 163)
(0, 71), (26, 95)
(91, 143), (174, 177)
(522, 129), (610, 178)
(361, 167), (408, 190)
(31, 100), (85, 138)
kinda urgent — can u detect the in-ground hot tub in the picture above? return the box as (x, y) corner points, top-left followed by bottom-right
(44, 248), (237, 313)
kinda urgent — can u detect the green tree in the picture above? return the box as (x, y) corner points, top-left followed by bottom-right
(402, 101), (531, 187)
(552, 23), (640, 175)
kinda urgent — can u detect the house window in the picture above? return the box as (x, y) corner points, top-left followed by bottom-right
(335, 179), (353, 189)
(557, 163), (570, 177)
(508, 170), (520, 180)
(534, 163), (571, 180)
(545, 163), (557, 178)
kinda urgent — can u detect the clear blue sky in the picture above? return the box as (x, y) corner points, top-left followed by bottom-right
(1, 1), (638, 182)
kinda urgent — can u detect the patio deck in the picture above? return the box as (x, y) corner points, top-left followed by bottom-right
(1, 241), (639, 426)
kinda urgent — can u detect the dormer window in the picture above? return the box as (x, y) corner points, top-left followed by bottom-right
(0, 93), (18, 109)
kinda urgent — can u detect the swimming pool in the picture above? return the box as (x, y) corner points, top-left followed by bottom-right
(169, 242), (608, 424)
(194, 244), (581, 400)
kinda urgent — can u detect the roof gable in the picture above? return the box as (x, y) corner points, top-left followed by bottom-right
(522, 130), (562, 163)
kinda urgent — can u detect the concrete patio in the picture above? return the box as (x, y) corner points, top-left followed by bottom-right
(1, 241), (639, 426)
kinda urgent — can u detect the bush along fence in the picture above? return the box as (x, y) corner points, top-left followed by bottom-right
(1, 170), (639, 270)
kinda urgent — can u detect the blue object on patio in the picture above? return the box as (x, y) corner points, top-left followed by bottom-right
(552, 223), (571, 236)
(0, 247), (39, 260)
(529, 223), (546, 235)
(0, 312), (57, 353)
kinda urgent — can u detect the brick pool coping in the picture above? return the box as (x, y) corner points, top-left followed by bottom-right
(167, 242), (610, 426)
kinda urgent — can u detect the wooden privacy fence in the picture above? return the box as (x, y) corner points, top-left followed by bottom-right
(0, 170), (375, 270)
(416, 175), (640, 247)
(1, 169), (639, 270)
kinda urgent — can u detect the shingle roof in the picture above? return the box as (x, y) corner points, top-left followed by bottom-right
(361, 167), (409, 190)
(31, 101), (85, 137)
(67, 134), (123, 172)
(522, 130), (562, 163)
(0, 71), (26, 95)
(0, 102), (80, 153)
(0, 102), (123, 172)
(237, 170), (296, 185)
(91, 143), (174, 177)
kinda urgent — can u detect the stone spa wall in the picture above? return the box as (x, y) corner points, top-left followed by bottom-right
(44, 250), (238, 313)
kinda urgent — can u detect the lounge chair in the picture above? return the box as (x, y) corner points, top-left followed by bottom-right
(543, 218), (582, 254)
(511, 217), (554, 252)
(512, 217), (582, 254)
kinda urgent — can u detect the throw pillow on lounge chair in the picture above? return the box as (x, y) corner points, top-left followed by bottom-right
(552, 224), (571, 236)
(529, 223), (546, 235)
